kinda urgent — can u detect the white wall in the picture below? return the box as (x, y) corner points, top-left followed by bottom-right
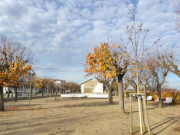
(94, 83), (103, 94)
(81, 84), (84, 93)
(3, 87), (8, 94)
(80, 79), (104, 94)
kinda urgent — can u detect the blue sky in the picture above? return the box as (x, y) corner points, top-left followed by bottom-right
(0, 0), (179, 90)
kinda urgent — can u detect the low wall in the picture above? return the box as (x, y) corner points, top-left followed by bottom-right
(61, 93), (108, 99)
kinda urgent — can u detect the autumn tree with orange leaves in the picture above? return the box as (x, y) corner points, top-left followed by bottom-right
(0, 37), (33, 111)
(84, 43), (130, 113)
(10, 56), (32, 102)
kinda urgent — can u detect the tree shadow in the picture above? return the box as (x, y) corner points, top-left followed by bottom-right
(5, 104), (44, 111)
(58, 101), (119, 108)
(125, 106), (158, 115)
(6, 103), (41, 107)
(133, 116), (180, 135)
(132, 116), (180, 135)
(4, 96), (44, 102)
(150, 116), (180, 135)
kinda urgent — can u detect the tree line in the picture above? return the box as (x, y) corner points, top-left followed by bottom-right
(0, 36), (80, 111)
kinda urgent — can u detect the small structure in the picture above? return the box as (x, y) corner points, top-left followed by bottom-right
(3, 87), (9, 94)
(163, 97), (173, 104)
(146, 96), (153, 101)
(80, 79), (104, 94)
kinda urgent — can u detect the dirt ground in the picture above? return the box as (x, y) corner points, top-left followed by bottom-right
(0, 96), (180, 135)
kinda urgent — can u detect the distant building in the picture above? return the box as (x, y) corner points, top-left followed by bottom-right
(54, 79), (66, 85)
(54, 79), (66, 93)
(80, 79), (104, 94)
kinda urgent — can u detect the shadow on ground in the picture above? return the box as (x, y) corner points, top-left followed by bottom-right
(59, 101), (119, 108)
(132, 115), (180, 135)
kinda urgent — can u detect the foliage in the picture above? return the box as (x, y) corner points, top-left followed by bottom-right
(84, 42), (129, 79)
(32, 76), (43, 88)
(146, 92), (180, 103)
(62, 82), (80, 92)
(0, 37), (32, 87)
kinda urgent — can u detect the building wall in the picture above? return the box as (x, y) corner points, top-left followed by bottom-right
(94, 83), (103, 94)
(3, 87), (40, 94)
(81, 84), (84, 93)
(81, 79), (104, 94)
(3, 87), (8, 94)
(84, 80), (98, 93)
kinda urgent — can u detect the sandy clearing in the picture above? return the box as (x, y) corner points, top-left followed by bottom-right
(0, 97), (179, 135)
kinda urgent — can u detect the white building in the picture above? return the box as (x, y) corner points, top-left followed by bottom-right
(3, 87), (9, 94)
(54, 79), (65, 85)
(80, 79), (104, 94)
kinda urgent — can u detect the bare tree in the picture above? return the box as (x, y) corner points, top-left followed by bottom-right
(174, 0), (180, 32)
(147, 51), (169, 108)
(161, 50), (180, 77)
(126, 72), (141, 93)
(63, 82), (80, 93)
(40, 78), (48, 98)
(123, 81), (129, 91)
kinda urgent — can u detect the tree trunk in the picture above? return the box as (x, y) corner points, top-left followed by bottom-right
(118, 77), (125, 113)
(22, 84), (24, 96)
(143, 84), (147, 103)
(30, 85), (32, 100)
(134, 85), (138, 101)
(42, 87), (44, 98)
(0, 87), (4, 111)
(108, 87), (113, 104)
(157, 86), (162, 108)
(14, 87), (17, 102)
(114, 88), (118, 96)
(7, 87), (10, 97)
(55, 91), (56, 101)
(51, 89), (53, 96)
(46, 87), (48, 101)
(34, 87), (36, 96)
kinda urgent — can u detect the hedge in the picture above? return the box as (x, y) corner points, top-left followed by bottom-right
(146, 92), (180, 104)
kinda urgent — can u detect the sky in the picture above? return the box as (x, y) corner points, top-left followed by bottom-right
(0, 0), (179, 90)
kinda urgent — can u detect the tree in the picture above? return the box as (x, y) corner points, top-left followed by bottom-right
(9, 56), (32, 102)
(49, 79), (56, 95)
(96, 77), (115, 103)
(161, 50), (180, 77)
(126, 71), (140, 93)
(146, 51), (169, 108)
(84, 43), (130, 113)
(0, 36), (33, 111)
(127, 10), (150, 94)
(169, 0), (180, 77)
(126, 9), (158, 134)
(40, 78), (48, 98)
(41, 78), (56, 100)
(66, 82), (80, 93)
(174, 0), (180, 32)
(18, 76), (27, 97)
